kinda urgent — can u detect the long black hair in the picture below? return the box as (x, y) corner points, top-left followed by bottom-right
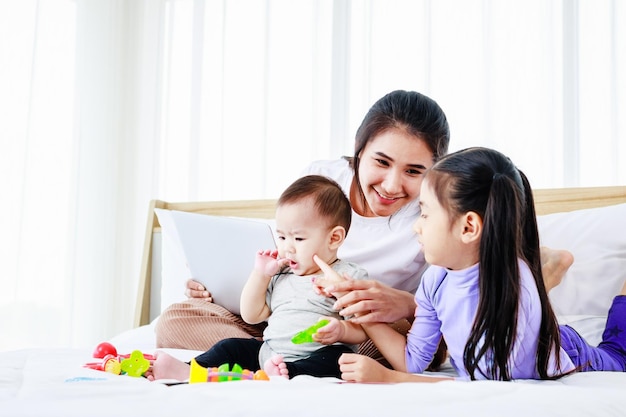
(425, 147), (564, 380)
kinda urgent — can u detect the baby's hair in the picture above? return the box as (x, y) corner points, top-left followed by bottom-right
(424, 147), (564, 381)
(278, 175), (352, 234)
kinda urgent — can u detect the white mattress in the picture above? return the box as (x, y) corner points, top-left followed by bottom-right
(2, 315), (625, 417)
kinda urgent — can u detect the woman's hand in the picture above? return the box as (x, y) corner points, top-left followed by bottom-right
(334, 280), (415, 323)
(311, 255), (351, 298)
(185, 279), (212, 301)
(312, 260), (416, 324)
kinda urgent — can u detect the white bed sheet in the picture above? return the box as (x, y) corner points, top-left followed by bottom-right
(2, 347), (626, 417)
(2, 315), (626, 417)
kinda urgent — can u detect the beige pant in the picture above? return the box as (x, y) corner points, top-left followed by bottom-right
(155, 299), (266, 350)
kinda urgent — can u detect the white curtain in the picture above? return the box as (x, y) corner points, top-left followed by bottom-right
(1, 0), (624, 351)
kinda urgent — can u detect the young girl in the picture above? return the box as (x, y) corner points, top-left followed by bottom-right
(316, 147), (626, 382)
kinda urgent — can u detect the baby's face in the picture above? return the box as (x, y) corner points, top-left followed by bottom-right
(274, 202), (335, 276)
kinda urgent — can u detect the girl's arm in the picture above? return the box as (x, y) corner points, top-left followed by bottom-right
(358, 268), (444, 374)
(361, 322), (409, 371)
(339, 354), (453, 383)
(340, 320), (368, 344)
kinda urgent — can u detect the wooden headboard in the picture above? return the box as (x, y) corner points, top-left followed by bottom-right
(134, 185), (626, 327)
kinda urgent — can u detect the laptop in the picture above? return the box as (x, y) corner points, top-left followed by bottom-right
(154, 209), (277, 315)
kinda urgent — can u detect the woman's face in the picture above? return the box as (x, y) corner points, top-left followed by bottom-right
(354, 127), (434, 217)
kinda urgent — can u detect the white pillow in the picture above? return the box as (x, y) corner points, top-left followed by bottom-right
(538, 202), (626, 316)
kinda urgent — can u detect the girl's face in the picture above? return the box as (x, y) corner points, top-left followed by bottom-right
(275, 201), (337, 276)
(354, 127), (433, 217)
(413, 179), (468, 270)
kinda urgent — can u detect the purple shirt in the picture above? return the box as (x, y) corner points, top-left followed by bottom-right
(406, 261), (574, 380)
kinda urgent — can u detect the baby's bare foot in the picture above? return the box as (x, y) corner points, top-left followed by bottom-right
(146, 351), (190, 381)
(540, 247), (574, 292)
(263, 354), (289, 379)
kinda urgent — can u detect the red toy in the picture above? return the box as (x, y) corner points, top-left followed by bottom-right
(84, 342), (155, 377)
(92, 342), (117, 358)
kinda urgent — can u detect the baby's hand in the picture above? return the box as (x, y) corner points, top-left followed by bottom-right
(254, 249), (289, 277)
(312, 317), (344, 345)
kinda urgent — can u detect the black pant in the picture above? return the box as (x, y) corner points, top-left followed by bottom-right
(194, 338), (352, 379)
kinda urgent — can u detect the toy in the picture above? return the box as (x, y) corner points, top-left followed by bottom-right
(93, 342), (117, 359)
(291, 319), (329, 344)
(189, 359), (269, 383)
(120, 350), (151, 377)
(102, 355), (122, 374)
(83, 354), (121, 374)
(84, 342), (155, 377)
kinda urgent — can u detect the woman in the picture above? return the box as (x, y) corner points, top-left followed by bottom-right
(155, 90), (573, 364)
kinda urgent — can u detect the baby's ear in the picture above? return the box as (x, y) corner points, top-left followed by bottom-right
(460, 211), (482, 243)
(328, 226), (346, 249)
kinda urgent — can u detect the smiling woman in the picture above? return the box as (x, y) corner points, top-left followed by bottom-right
(350, 128), (434, 218)
(1, 0), (625, 352)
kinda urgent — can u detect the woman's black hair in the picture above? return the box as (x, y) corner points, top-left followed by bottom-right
(425, 147), (565, 381)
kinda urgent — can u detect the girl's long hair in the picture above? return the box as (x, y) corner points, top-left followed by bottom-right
(426, 147), (564, 380)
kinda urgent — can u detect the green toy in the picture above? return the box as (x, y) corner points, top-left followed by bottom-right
(291, 319), (330, 344)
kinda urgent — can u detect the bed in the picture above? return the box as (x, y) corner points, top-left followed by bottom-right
(2, 185), (626, 417)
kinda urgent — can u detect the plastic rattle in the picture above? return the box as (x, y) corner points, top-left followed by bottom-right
(83, 354), (121, 374)
(120, 350), (151, 377)
(291, 319), (330, 344)
(103, 355), (122, 374)
(189, 359), (269, 383)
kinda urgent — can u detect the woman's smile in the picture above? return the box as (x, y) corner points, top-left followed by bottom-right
(373, 187), (406, 205)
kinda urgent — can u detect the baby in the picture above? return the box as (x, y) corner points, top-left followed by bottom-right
(146, 175), (367, 381)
